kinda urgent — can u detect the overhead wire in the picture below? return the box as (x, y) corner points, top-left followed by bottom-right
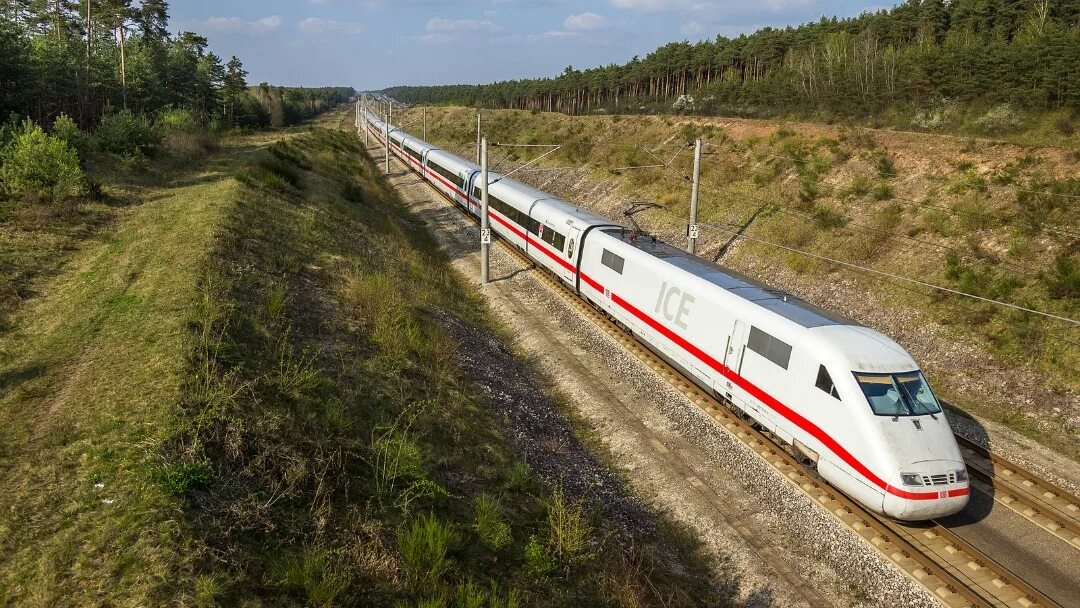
(396, 114), (1079, 329)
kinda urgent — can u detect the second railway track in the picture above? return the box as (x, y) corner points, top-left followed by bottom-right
(954, 435), (1080, 551)
(369, 133), (1071, 608)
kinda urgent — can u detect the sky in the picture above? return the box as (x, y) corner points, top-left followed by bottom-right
(170, 0), (896, 90)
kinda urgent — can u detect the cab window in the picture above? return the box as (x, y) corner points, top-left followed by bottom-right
(815, 365), (840, 400)
(854, 371), (942, 416)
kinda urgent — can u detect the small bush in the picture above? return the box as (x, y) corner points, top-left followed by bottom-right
(813, 207), (849, 229)
(912, 98), (958, 130)
(872, 182), (893, 200)
(236, 157), (303, 193)
(271, 548), (350, 608)
(50, 113), (88, 156)
(154, 459), (214, 496)
(398, 512), (456, 588)
(0, 120), (84, 202)
(157, 107), (199, 133)
(876, 149), (895, 178)
(120, 152), (150, 173)
(503, 461), (532, 491)
(342, 182), (365, 203)
(545, 487), (592, 564)
(1045, 255), (1080, 300)
(454, 581), (520, 608)
(975, 103), (1024, 135)
(269, 142), (313, 170)
(1054, 116), (1075, 136)
(846, 174), (872, 197)
(949, 170), (988, 195)
(523, 535), (555, 578)
(95, 109), (160, 155)
(797, 175), (820, 204)
(474, 494), (511, 551)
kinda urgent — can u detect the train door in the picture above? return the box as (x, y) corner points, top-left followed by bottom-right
(563, 226), (582, 283)
(726, 320), (748, 375)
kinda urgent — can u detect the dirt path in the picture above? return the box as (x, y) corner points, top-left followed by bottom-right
(368, 139), (939, 608)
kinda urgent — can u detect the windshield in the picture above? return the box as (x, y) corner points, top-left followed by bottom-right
(854, 371), (942, 416)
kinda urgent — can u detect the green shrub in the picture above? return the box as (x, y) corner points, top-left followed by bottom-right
(975, 102), (1024, 135)
(452, 581), (520, 608)
(1046, 255), (1080, 300)
(545, 487), (592, 564)
(154, 459), (214, 496)
(342, 182), (365, 203)
(270, 548), (350, 608)
(949, 170), (988, 195)
(503, 461), (532, 491)
(398, 512), (456, 588)
(846, 174), (872, 197)
(50, 113), (87, 156)
(872, 182), (893, 200)
(95, 109), (160, 155)
(876, 149), (895, 178)
(269, 141), (313, 170)
(120, 152), (150, 173)
(523, 535), (555, 578)
(474, 494), (511, 551)
(157, 107), (199, 133)
(813, 207), (849, 229)
(1054, 116), (1075, 136)
(0, 120), (84, 202)
(797, 175), (820, 203)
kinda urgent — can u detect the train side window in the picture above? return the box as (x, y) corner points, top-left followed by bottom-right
(601, 249), (624, 274)
(747, 326), (791, 370)
(815, 365), (840, 400)
(552, 231), (566, 251)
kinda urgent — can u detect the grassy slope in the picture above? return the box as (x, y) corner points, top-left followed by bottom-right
(1, 112), (723, 606)
(0, 133), (278, 603)
(400, 106), (1079, 459)
(171, 114), (721, 606)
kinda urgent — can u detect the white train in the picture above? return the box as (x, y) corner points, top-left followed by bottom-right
(364, 110), (970, 521)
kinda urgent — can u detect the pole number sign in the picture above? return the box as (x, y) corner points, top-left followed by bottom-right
(687, 224), (700, 239)
(480, 229), (492, 244)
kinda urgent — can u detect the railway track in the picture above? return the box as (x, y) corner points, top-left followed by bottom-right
(369, 134), (1068, 608)
(953, 435), (1080, 551)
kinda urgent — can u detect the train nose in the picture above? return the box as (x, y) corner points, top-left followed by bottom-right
(884, 461), (970, 520)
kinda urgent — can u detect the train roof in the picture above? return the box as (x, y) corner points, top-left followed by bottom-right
(604, 228), (855, 329)
(492, 176), (613, 227)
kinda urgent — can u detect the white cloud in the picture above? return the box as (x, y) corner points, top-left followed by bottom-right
(202, 15), (283, 33)
(297, 17), (364, 35)
(680, 20), (705, 36)
(526, 29), (583, 43)
(425, 17), (503, 33)
(608, 0), (683, 11)
(416, 32), (454, 45)
(564, 12), (607, 31)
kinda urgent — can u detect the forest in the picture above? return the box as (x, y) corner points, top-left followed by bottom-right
(384, 0), (1080, 126)
(0, 0), (354, 129)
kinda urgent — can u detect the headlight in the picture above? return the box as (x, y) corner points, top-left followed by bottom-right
(900, 473), (923, 486)
(955, 469), (969, 482)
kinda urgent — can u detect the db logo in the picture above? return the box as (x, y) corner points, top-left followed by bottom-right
(939, 490), (948, 499)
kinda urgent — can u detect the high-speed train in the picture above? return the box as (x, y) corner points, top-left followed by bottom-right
(362, 110), (969, 521)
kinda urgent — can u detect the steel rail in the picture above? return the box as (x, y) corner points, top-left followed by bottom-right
(367, 130), (1064, 608)
(952, 434), (1080, 551)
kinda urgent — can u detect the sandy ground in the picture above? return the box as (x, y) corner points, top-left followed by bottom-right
(369, 141), (943, 608)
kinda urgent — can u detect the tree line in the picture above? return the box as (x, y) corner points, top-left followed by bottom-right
(383, 0), (1080, 120)
(0, 0), (354, 129)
